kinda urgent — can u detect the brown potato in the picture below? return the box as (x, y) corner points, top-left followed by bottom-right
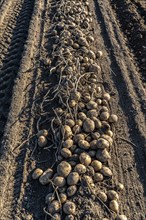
(67, 185), (77, 197)
(107, 190), (119, 200)
(51, 213), (61, 220)
(79, 152), (91, 166)
(39, 168), (53, 185)
(63, 139), (74, 148)
(73, 134), (85, 144)
(59, 193), (67, 204)
(98, 191), (107, 202)
(63, 201), (76, 215)
(66, 119), (75, 128)
(103, 93), (111, 101)
(96, 149), (111, 163)
(74, 164), (86, 174)
(109, 114), (118, 123)
(62, 125), (73, 139)
(37, 129), (48, 137)
(65, 215), (74, 220)
(83, 118), (95, 133)
(91, 160), (102, 171)
(48, 200), (61, 214)
(78, 140), (90, 150)
(61, 148), (72, 158)
(94, 173), (104, 182)
(109, 200), (119, 212)
(97, 138), (110, 149)
(53, 176), (66, 187)
(45, 193), (55, 204)
(67, 172), (80, 185)
(100, 166), (112, 177)
(86, 101), (97, 110)
(38, 135), (47, 147)
(87, 109), (98, 119)
(100, 111), (110, 121)
(57, 161), (72, 177)
(32, 168), (43, 180)
(78, 112), (87, 120)
(116, 215), (127, 220)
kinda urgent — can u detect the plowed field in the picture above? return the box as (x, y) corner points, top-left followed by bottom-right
(0, 0), (146, 220)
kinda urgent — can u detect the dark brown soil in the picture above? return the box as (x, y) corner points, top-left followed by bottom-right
(0, 0), (146, 219)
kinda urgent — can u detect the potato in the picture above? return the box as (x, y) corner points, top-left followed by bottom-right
(63, 201), (76, 215)
(86, 101), (97, 110)
(87, 109), (98, 118)
(59, 193), (67, 203)
(91, 132), (100, 140)
(61, 148), (72, 158)
(79, 152), (91, 166)
(58, 186), (66, 193)
(62, 125), (73, 139)
(90, 140), (98, 150)
(83, 175), (93, 185)
(66, 119), (75, 128)
(101, 134), (113, 146)
(105, 130), (113, 137)
(89, 64), (101, 73)
(93, 117), (102, 129)
(74, 164), (86, 174)
(65, 215), (74, 220)
(97, 50), (103, 58)
(70, 91), (81, 101)
(100, 111), (110, 121)
(78, 112), (87, 120)
(39, 168), (53, 185)
(97, 138), (109, 149)
(103, 93), (111, 101)
(109, 200), (119, 212)
(88, 50), (96, 60)
(57, 161), (72, 177)
(94, 173), (104, 182)
(78, 102), (85, 110)
(67, 172), (80, 185)
(97, 191), (107, 202)
(48, 200), (61, 214)
(116, 215), (127, 220)
(53, 176), (66, 187)
(51, 213), (61, 220)
(72, 125), (81, 134)
(69, 100), (77, 108)
(86, 166), (95, 176)
(96, 149), (111, 162)
(63, 139), (73, 148)
(32, 168), (43, 180)
(76, 119), (83, 126)
(116, 182), (124, 191)
(78, 140), (90, 150)
(91, 160), (102, 171)
(37, 129), (48, 137)
(83, 118), (95, 133)
(88, 150), (96, 157)
(100, 166), (112, 177)
(45, 193), (55, 204)
(38, 135), (47, 147)
(107, 190), (119, 200)
(73, 134), (85, 143)
(67, 185), (77, 197)
(109, 114), (118, 123)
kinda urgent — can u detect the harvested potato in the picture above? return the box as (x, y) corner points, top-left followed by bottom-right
(101, 134), (113, 146)
(53, 176), (66, 187)
(61, 148), (72, 158)
(96, 149), (111, 162)
(98, 191), (107, 202)
(100, 166), (112, 177)
(63, 139), (74, 148)
(97, 50), (103, 58)
(48, 200), (61, 214)
(62, 125), (73, 139)
(87, 109), (98, 118)
(32, 168), (43, 180)
(76, 119), (83, 126)
(66, 119), (75, 128)
(109, 200), (119, 212)
(74, 163), (86, 174)
(100, 111), (110, 121)
(65, 215), (74, 220)
(88, 150), (96, 157)
(78, 140), (90, 150)
(103, 93), (111, 101)
(83, 118), (95, 133)
(70, 91), (81, 101)
(78, 112), (87, 120)
(91, 132), (100, 140)
(72, 125), (81, 134)
(105, 129), (113, 137)
(94, 173), (104, 182)
(37, 129), (48, 137)
(69, 100), (77, 108)
(83, 175), (93, 185)
(91, 160), (102, 171)
(107, 190), (119, 200)
(90, 140), (98, 150)
(67, 185), (77, 197)
(73, 133), (85, 143)
(45, 193), (55, 204)
(59, 193), (67, 203)
(109, 114), (118, 123)
(79, 152), (91, 166)
(39, 168), (53, 185)
(97, 138), (110, 149)
(86, 101), (97, 110)
(116, 215), (127, 220)
(63, 201), (76, 215)
(57, 161), (72, 177)
(51, 213), (61, 220)
(93, 117), (102, 129)
(67, 172), (80, 185)
(116, 182), (124, 191)
(38, 135), (47, 147)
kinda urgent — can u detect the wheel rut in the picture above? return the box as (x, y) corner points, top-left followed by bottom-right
(0, 0), (36, 144)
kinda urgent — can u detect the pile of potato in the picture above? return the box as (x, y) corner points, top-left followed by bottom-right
(32, 0), (127, 219)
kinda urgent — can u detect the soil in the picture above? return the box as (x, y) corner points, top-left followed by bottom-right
(0, 0), (146, 220)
